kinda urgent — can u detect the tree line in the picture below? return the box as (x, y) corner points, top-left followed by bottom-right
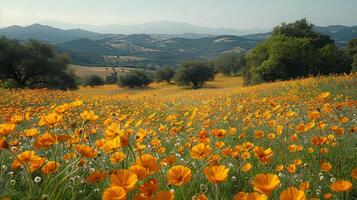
(0, 19), (356, 90)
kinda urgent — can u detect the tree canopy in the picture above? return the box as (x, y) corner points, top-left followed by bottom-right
(118, 70), (153, 88)
(0, 37), (77, 90)
(174, 60), (215, 89)
(243, 19), (352, 85)
(215, 52), (243, 76)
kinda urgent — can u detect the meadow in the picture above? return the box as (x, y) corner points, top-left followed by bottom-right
(0, 74), (356, 200)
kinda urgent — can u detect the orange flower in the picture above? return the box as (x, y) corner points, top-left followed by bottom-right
(111, 169), (138, 191)
(299, 182), (310, 191)
(161, 155), (177, 166)
(254, 146), (273, 164)
(23, 128), (38, 137)
(287, 164), (296, 173)
(320, 162), (332, 172)
(0, 123), (16, 136)
(34, 132), (57, 149)
(279, 187), (306, 200)
(80, 110), (99, 121)
(311, 136), (326, 146)
(110, 152), (126, 164)
(74, 144), (97, 158)
(151, 191), (174, 200)
(191, 143), (211, 160)
(86, 170), (106, 184)
(203, 165), (229, 183)
(329, 180), (352, 192)
(41, 161), (60, 175)
(251, 173), (280, 195)
(212, 129), (226, 139)
(139, 179), (158, 198)
(38, 113), (62, 126)
(167, 165), (192, 186)
(352, 168), (357, 179)
(241, 163), (252, 172)
(0, 138), (9, 150)
(135, 154), (160, 174)
(196, 194), (209, 200)
(234, 192), (268, 200)
(130, 165), (149, 180)
(11, 151), (45, 173)
(102, 186), (126, 200)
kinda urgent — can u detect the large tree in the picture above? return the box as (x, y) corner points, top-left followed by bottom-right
(243, 19), (352, 85)
(174, 60), (215, 89)
(215, 52), (243, 76)
(0, 37), (77, 89)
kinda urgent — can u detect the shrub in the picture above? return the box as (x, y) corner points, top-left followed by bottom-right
(118, 70), (153, 88)
(215, 53), (243, 76)
(84, 75), (105, 87)
(174, 60), (215, 89)
(155, 66), (175, 83)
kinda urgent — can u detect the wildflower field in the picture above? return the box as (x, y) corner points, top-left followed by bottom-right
(0, 75), (356, 200)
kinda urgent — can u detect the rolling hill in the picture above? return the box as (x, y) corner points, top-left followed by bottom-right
(0, 23), (356, 66)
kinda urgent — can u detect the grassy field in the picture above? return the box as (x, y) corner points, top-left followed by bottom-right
(0, 74), (356, 200)
(69, 65), (137, 79)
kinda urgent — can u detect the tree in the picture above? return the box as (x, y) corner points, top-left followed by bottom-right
(174, 60), (215, 89)
(346, 39), (357, 72)
(155, 66), (175, 83)
(243, 19), (352, 85)
(118, 70), (153, 88)
(0, 37), (77, 89)
(84, 75), (104, 87)
(105, 67), (118, 84)
(215, 53), (243, 76)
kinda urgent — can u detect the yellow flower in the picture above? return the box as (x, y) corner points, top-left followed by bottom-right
(203, 165), (229, 183)
(241, 163), (252, 172)
(251, 173), (280, 195)
(167, 165), (192, 186)
(38, 113), (62, 126)
(329, 180), (352, 192)
(110, 152), (126, 164)
(80, 110), (99, 121)
(190, 143), (211, 160)
(0, 123), (16, 136)
(280, 187), (306, 200)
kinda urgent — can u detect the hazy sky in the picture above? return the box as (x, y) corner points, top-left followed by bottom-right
(0, 0), (356, 29)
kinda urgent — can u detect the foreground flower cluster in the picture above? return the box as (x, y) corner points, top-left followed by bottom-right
(0, 75), (356, 200)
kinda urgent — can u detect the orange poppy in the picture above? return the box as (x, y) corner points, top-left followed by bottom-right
(102, 186), (126, 200)
(203, 165), (229, 183)
(279, 187), (306, 200)
(329, 180), (352, 192)
(254, 146), (273, 164)
(130, 165), (149, 180)
(86, 171), (106, 184)
(151, 191), (174, 200)
(111, 169), (138, 191)
(41, 161), (60, 175)
(190, 143), (211, 160)
(0, 123), (16, 136)
(135, 154), (160, 174)
(34, 132), (57, 149)
(74, 144), (97, 158)
(11, 150), (45, 173)
(110, 152), (126, 164)
(251, 173), (280, 195)
(167, 165), (192, 186)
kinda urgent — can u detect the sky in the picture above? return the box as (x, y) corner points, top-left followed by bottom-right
(0, 0), (356, 29)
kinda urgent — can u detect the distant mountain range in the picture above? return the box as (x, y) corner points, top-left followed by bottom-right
(0, 22), (356, 67)
(39, 20), (271, 36)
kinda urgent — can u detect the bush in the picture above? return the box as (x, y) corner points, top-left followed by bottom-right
(118, 70), (153, 88)
(105, 67), (118, 84)
(84, 75), (105, 87)
(155, 66), (175, 83)
(0, 37), (78, 90)
(215, 53), (243, 76)
(174, 60), (215, 89)
(243, 19), (352, 85)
